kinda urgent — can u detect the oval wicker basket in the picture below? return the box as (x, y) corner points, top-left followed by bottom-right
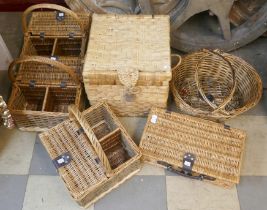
(171, 49), (262, 120)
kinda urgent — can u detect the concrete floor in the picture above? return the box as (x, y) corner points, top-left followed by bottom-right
(0, 12), (267, 210)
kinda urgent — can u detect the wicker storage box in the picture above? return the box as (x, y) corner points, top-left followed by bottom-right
(39, 102), (141, 207)
(140, 107), (246, 188)
(83, 14), (171, 116)
(8, 56), (84, 132)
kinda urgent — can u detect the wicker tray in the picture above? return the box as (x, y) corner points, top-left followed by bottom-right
(83, 14), (172, 116)
(39, 102), (141, 207)
(139, 107), (246, 188)
(8, 56), (84, 132)
(22, 4), (91, 37)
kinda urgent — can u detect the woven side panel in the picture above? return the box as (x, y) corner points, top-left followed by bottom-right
(40, 119), (107, 200)
(140, 108), (246, 185)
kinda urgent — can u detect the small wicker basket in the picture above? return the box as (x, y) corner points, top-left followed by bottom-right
(171, 49), (262, 120)
(140, 107), (246, 188)
(8, 56), (84, 132)
(39, 102), (141, 207)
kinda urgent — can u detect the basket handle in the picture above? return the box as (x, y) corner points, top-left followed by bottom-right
(8, 56), (80, 85)
(195, 50), (236, 115)
(22, 3), (84, 34)
(171, 54), (182, 71)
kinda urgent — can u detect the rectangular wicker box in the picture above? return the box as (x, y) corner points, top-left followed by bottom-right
(139, 107), (246, 188)
(83, 14), (171, 116)
(39, 102), (141, 207)
(8, 56), (84, 132)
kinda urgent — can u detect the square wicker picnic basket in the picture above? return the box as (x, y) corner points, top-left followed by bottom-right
(39, 102), (141, 207)
(83, 14), (171, 116)
(139, 107), (246, 188)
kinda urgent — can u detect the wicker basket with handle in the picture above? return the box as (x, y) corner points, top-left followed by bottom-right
(83, 14), (173, 116)
(39, 102), (141, 207)
(140, 107), (246, 188)
(171, 49), (262, 120)
(8, 56), (84, 132)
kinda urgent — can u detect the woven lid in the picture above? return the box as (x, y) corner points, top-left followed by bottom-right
(84, 14), (171, 73)
(140, 108), (246, 186)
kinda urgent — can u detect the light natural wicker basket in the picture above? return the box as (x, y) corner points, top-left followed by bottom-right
(8, 56), (84, 132)
(22, 4), (91, 37)
(140, 107), (246, 188)
(171, 49), (262, 120)
(39, 102), (141, 207)
(83, 14), (172, 116)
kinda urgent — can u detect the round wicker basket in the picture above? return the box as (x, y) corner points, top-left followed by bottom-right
(171, 49), (262, 120)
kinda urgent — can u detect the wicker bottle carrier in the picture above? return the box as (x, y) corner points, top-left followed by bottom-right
(21, 4), (91, 58)
(8, 56), (84, 132)
(83, 14), (172, 116)
(171, 49), (262, 120)
(39, 102), (141, 207)
(140, 107), (246, 188)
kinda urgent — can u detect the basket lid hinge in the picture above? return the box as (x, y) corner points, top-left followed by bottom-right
(29, 80), (36, 88)
(68, 32), (75, 39)
(224, 124), (231, 130)
(39, 32), (45, 39)
(60, 81), (67, 88)
(52, 152), (72, 169)
(56, 11), (65, 21)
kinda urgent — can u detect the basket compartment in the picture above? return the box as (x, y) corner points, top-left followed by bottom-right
(54, 38), (83, 57)
(10, 86), (46, 111)
(44, 87), (77, 113)
(23, 37), (55, 56)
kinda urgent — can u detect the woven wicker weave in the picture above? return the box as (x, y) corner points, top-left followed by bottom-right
(8, 56), (84, 132)
(140, 107), (246, 188)
(83, 14), (172, 116)
(22, 4), (91, 37)
(39, 102), (141, 207)
(171, 49), (262, 120)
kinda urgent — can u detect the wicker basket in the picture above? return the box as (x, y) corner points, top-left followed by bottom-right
(83, 14), (172, 116)
(140, 107), (246, 188)
(8, 56), (84, 132)
(22, 4), (91, 37)
(39, 102), (141, 207)
(171, 49), (262, 120)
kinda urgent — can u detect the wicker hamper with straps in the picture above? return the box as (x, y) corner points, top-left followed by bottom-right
(39, 102), (141, 207)
(171, 49), (262, 120)
(140, 107), (246, 188)
(83, 14), (172, 116)
(8, 56), (84, 132)
(21, 4), (91, 58)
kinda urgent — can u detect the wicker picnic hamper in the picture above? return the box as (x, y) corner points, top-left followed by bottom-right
(83, 14), (172, 116)
(21, 4), (90, 58)
(39, 102), (141, 207)
(140, 107), (246, 188)
(171, 49), (262, 120)
(8, 56), (84, 132)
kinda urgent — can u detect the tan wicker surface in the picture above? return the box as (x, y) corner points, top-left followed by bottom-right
(171, 49), (262, 120)
(83, 14), (172, 116)
(8, 56), (84, 132)
(22, 4), (91, 37)
(39, 102), (141, 207)
(140, 107), (246, 188)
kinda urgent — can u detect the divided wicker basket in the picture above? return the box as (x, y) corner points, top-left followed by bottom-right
(39, 102), (141, 207)
(8, 56), (84, 132)
(83, 14), (172, 116)
(140, 107), (246, 188)
(171, 49), (262, 120)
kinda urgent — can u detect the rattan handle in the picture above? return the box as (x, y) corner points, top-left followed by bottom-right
(22, 3), (84, 33)
(8, 56), (80, 85)
(171, 54), (182, 71)
(195, 50), (236, 114)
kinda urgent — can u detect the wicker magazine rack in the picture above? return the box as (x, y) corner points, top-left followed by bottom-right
(39, 102), (141, 207)
(171, 49), (262, 120)
(140, 107), (246, 188)
(8, 56), (84, 132)
(83, 14), (172, 116)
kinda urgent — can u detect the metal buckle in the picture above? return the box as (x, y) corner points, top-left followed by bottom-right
(68, 32), (75, 39)
(224, 124), (231, 130)
(76, 127), (84, 135)
(182, 153), (195, 175)
(50, 56), (58, 61)
(56, 11), (65, 21)
(60, 81), (67, 88)
(52, 152), (72, 169)
(39, 32), (45, 39)
(29, 80), (36, 88)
